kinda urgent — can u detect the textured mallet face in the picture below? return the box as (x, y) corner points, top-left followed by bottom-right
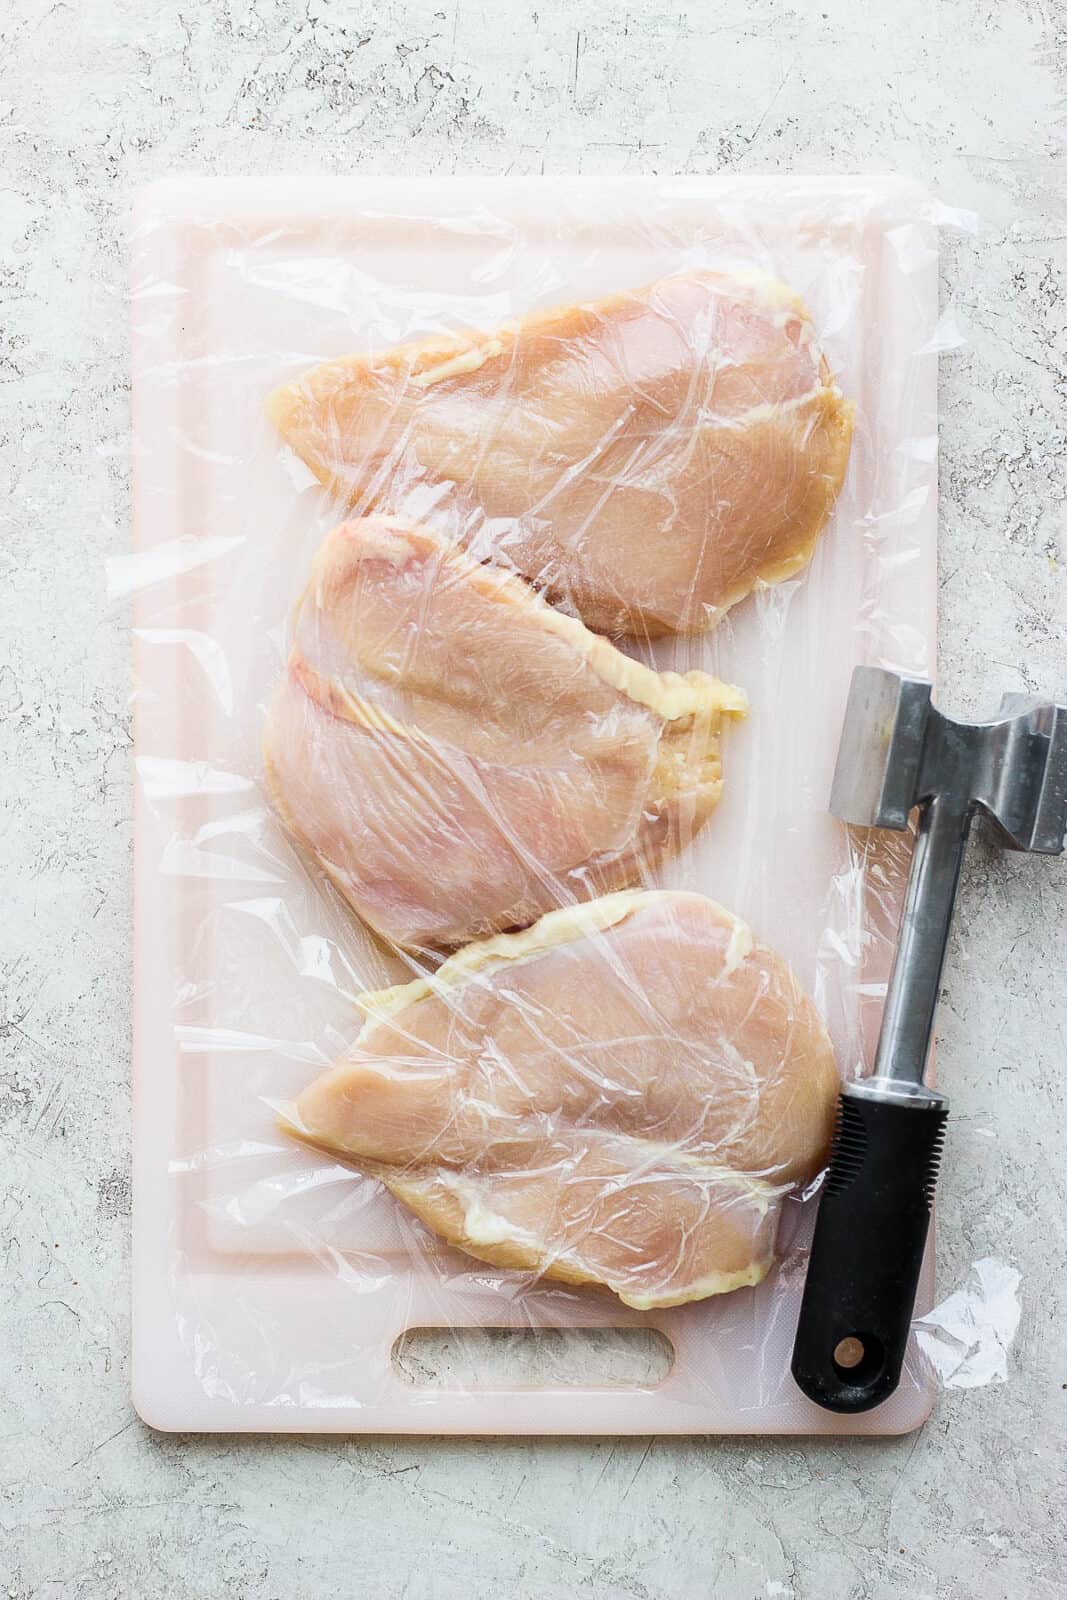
(977, 699), (1067, 854)
(829, 668), (932, 830)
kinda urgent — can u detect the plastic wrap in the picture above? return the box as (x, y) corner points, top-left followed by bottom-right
(130, 176), (959, 1434)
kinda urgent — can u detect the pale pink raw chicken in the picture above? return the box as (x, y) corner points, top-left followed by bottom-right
(290, 891), (839, 1309)
(268, 270), (854, 636)
(264, 517), (745, 952)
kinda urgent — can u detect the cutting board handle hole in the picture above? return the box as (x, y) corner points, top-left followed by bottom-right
(392, 1326), (674, 1389)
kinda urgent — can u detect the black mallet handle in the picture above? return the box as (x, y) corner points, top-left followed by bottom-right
(791, 1088), (947, 1413)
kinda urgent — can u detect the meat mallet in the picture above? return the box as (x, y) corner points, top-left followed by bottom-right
(791, 666), (1067, 1413)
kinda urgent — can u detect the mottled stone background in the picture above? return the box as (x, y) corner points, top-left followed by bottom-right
(1, 1), (1065, 1595)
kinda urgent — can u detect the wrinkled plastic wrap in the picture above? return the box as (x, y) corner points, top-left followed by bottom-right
(129, 176), (980, 1434)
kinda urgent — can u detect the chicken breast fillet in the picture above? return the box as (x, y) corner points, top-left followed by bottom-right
(263, 518), (746, 952)
(268, 270), (854, 637)
(290, 891), (840, 1309)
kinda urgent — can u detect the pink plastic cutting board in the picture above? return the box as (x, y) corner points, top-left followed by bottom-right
(131, 176), (939, 1433)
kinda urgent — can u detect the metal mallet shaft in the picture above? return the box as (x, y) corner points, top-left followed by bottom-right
(792, 666), (1067, 1413)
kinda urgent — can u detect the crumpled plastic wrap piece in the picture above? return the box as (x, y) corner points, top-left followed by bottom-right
(287, 890), (839, 1310)
(128, 176), (974, 1435)
(267, 268), (854, 637)
(263, 514), (746, 951)
(914, 1257), (1022, 1389)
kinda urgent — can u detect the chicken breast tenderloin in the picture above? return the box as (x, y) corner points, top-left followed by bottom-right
(289, 891), (840, 1310)
(264, 518), (746, 952)
(268, 270), (854, 637)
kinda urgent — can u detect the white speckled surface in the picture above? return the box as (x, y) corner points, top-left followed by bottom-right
(1, 1), (1065, 1595)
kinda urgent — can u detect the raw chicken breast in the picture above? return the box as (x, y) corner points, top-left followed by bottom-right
(264, 518), (745, 952)
(290, 891), (839, 1309)
(268, 270), (854, 636)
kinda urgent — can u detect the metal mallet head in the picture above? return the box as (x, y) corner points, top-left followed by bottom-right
(831, 667), (1067, 854)
(831, 667), (1067, 1096)
(793, 666), (1067, 1415)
